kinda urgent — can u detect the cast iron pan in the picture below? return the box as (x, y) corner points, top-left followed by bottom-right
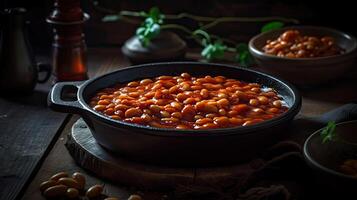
(48, 62), (301, 167)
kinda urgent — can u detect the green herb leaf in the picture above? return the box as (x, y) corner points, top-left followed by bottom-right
(261, 21), (284, 33)
(135, 7), (164, 47)
(320, 121), (337, 143)
(235, 43), (253, 67)
(201, 40), (227, 60)
(148, 7), (164, 23)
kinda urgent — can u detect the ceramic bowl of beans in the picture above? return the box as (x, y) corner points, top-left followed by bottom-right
(49, 62), (301, 166)
(303, 120), (357, 196)
(249, 26), (357, 85)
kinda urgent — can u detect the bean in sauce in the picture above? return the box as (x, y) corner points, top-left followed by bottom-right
(90, 73), (288, 129)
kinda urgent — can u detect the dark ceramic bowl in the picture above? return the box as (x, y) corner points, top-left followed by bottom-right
(304, 120), (357, 195)
(249, 26), (357, 85)
(49, 62), (301, 167)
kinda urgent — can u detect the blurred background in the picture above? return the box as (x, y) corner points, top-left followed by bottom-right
(1, 0), (355, 55)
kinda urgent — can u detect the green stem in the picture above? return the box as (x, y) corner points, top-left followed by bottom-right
(163, 13), (218, 21)
(120, 10), (146, 17)
(161, 25), (206, 47)
(119, 16), (142, 25)
(210, 35), (237, 46)
(161, 24), (193, 35)
(93, 1), (299, 26)
(200, 16), (299, 30)
(226, 47), (237, 53)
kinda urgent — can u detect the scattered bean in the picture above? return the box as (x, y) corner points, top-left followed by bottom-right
(66, 188), (79, 199)
(50, 172), (69, 181)
(43, 185), (68, 198)
(40, 180), (58, 192)
(72, 172), (86, 189)
(86, 184), (103, 199)
(128, 194), (143, 200)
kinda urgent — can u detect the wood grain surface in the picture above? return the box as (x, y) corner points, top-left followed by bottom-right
(0, 92), (68, 200)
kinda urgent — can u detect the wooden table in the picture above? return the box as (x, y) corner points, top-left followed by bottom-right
(1, 47), (356, 200)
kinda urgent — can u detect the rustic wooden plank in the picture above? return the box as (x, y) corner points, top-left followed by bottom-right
(20, 116), (166, 200)
(0, 90), (68, 200)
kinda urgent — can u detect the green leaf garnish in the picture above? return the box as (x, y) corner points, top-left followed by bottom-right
(201, 40), (227, 60)
(261, 21), (284, 33)
(320, 121), (337, 143)
(234, 43), (253, 67)
(135, 7), (164, 46)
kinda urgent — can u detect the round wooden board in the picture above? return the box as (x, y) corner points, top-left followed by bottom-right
(66, 118), (253, 190)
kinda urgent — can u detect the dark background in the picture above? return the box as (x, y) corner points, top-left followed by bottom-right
(1, 0), (355, 54)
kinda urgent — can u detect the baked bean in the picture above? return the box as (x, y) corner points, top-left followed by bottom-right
(202, 123), (218, 129)
(231, 104), (249, 113)
(257, 96), (269, 104)
(243, 119), (263, 126)
(194, 115), (204, 120)
(91, 73), (288, 129)
(176, 93), (188, 102)
(161, 117), (179, 123)
(140, 79), (153, 85)
(160, 110), (171, 118)
(171, 112), (182, 119)
(214, 116), (230, 127)
(267, 107), (279, 113)
(229, 117), (243, 125)
(273, 100), (282, 108)
(200, 89), (209, 98)
(125, 108), (143, 118)
(181, 83), (191, 91)
(205, 113), (217, 118)
(104, 108), (114, 115)
(184, 97), (197, 104)
(176, 124), (189, 129)
(250, 87), (261, 93)
(149, 105), (161, 113)
(263, 30), (344, 58)
(196, 118), (213, 125)
(249, 99), (259, 106)
(169, 85), (180, 94)
(217, 98), (229, 108)
(110, 115), (121, 120)
(182, 105), (196, 120)
(252, 108), (264, 113)
(228, 110), (238, 117)
(127, 81), (139, 87)
(218, 108), (227, 116)
(97, 99), (110, 105)
(94, 105), (106, 111)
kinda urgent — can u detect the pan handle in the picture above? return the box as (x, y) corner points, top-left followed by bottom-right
(48, 81), (85, 114)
